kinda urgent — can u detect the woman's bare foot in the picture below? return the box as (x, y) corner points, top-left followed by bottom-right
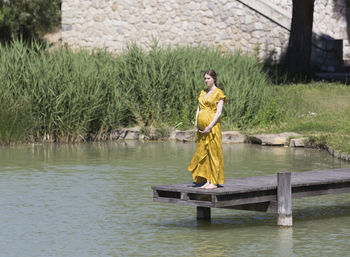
(199, 181), (210, 188)
(204, 183), (217, 189)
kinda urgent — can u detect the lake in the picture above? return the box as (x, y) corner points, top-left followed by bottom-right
(0, 142), (349, 256)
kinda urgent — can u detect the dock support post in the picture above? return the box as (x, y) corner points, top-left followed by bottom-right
(197, 207), (211, 220)
(277, 172), (292, 227)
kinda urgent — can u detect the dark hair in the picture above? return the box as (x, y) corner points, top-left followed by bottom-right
(204, 69), (217, 85)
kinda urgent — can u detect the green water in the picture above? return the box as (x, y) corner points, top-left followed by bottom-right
(0, 142), (350, 257)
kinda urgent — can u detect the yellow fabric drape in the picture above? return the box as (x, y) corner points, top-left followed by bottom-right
(188, 87), (226, 185)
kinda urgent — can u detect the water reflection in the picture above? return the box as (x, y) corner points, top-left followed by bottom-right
(277, 228), (294, 257)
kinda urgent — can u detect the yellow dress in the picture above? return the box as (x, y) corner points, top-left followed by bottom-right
(188, 87), (226, 185)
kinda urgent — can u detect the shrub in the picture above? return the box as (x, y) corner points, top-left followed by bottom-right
(0, 0), (61, 42)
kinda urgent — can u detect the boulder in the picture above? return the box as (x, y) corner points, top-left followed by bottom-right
(173, 130), (196, 142)
(328, 146), (350, 161)
(289, 137), (308, 147)
(249, 132), (301, 146)
(123, 127), (141, 140)
(222, 131), (245, 143)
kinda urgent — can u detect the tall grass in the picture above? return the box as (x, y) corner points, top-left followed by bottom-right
(0, 89), (31, 143)
(0, 39), (274, 143)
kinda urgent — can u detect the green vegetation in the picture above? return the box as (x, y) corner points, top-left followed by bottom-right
(0, 40), (274, 143)
(277, 83), (350, 135)
(0, 0), (61, 41)
(245, 83), (350, 154)
(1, 40), (350, 156)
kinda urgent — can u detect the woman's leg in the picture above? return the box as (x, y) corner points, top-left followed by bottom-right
(199, 181), (210, 188)
(204, 183), (217, 189)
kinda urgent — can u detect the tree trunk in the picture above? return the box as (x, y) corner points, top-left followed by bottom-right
(284, 0), (315, 79)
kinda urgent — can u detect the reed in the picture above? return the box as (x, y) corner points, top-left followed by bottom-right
(0, 39), (275, 143)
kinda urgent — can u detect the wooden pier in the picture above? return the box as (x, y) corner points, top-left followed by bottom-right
(152, 168), (350, 226)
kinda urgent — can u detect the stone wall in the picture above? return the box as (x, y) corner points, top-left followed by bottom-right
(61, 0), (350, 67)
(269, 0), (348, 41)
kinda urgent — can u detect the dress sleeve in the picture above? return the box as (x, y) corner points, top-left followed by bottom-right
(217, 89), (226, 103)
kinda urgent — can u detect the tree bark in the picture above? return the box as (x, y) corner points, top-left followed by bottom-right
(284, 0), (315, 79)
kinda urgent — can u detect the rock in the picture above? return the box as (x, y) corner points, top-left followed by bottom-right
(124, 127), (141, 140)
(111, 2), (118, 12)
(173, 130), (196, 142)
(93, 15), (105, 22)
(328, 146), (350, 161)
(170, 130), (244, 143)
(289, 137), (308, 147)
(222, 131), (245, 143)
(249, 132), (301, 146)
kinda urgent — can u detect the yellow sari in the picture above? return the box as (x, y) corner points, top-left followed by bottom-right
(188, 87), (226, 185)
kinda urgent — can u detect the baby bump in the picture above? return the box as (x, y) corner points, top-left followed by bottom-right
(197, 110), (213, 130)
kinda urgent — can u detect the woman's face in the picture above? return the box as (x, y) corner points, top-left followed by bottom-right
(204, 74), (215, 88)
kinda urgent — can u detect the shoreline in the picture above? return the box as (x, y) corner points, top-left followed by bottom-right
(1, 126), (349, 163)
(97, 127), (350, 163)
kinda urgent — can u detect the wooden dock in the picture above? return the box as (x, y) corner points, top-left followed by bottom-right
(152, 168), (350, 226)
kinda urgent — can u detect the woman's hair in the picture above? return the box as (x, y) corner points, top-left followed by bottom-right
(204, 69), (217, 85)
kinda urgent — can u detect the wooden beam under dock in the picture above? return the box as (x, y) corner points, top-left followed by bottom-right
(151, 168), (350, 226)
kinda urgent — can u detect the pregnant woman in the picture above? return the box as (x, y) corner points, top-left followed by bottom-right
(188, 69), (226, 189)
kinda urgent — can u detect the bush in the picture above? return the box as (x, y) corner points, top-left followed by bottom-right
(0, 0), (61, 42)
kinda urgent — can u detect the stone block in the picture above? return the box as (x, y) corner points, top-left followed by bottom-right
(174, 130), (196, 142)
(188, 2), (199, 10)
(208, 2), (216, 11)
(112, 2), (118, 12)
(62, 24), (73, 32)
(124, 127), (141, 140)
(289, 137), (308, 147)
(249, 132), (301, 146)
(225, 17), (235, 26)
(200, 2), (208, 11)
(222, 131), (245, 144)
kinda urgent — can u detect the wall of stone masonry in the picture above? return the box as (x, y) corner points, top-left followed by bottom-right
(61, 0), (350, 65)
(269, 0), (348, 41)
(272, 0), (350, 65)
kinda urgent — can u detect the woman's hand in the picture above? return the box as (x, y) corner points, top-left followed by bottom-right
(199, 126), (212, 134)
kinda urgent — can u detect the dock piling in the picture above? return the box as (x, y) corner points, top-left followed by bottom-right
(277, 171), (292, 227)
(197, 206), (211, 220)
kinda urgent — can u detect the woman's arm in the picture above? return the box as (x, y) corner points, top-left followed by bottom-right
(194, 105), (200, 130)
(199, 99), (224, 134)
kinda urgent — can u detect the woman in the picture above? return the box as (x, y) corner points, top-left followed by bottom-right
(188, 69), (226, 189)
